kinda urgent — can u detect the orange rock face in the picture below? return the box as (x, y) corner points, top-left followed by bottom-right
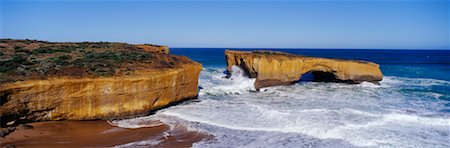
(225, 50), (383, 89)
(0, 63), (201, 125)
(0, 40), (201, 126)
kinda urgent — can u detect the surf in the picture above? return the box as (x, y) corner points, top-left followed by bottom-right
(112, 67), (450, 147)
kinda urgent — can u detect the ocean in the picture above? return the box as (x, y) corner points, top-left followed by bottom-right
(114, 48), (450, 147)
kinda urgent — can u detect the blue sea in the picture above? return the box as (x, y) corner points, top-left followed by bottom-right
(114, 49), (450, 147)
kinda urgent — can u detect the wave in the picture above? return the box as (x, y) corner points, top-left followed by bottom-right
(198, 66), (256, 96)
(114, 68), (450, 147)
(108, 118), (164, 129)
(381, 76), (450, 86)
(114, 138), (163, 148)
(115, 107), (450, 147)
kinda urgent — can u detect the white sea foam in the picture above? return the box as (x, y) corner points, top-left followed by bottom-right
(114, 139), (163, 148)
(100, 127), (124, 134)
(108, 118), (164, 129)
(382, 76), (450, 86)
(198, 66), (256, 96)
(115, 68), (450, 148)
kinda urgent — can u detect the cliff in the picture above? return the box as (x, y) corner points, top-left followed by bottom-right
(0, 39), (202, 126)
(225, 50), (383, 89)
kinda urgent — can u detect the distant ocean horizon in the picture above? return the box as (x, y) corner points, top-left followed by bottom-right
(114, 48), (450, 147)
(172, 48), (450, 81)
(171, 47), (450, 50)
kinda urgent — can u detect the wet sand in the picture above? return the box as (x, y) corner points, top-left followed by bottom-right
(0, 120), (208, 147)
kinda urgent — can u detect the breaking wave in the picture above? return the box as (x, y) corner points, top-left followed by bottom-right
(198, 66), (256, 96)
(114, 68), (450, 148)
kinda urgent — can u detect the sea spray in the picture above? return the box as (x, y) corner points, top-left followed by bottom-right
(114, 68), (450, 148)
(198, 66), (256, 95)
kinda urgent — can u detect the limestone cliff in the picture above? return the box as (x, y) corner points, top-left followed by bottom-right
(225, 50), (383, 89)
(0, 39), (202, 126)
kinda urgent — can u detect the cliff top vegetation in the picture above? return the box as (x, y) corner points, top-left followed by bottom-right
(0, 39), (193, 83)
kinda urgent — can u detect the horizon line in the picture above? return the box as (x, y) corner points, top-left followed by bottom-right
(1, 38), (448, 50)
(170, 47), (450, 50)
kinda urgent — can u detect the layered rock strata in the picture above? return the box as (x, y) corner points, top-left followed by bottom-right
(225, 50), (383, 89)
(0, 39), (201, 126)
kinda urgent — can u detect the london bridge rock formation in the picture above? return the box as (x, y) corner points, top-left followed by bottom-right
(0, 39), (201, 126)
(225, 50), (383, 89)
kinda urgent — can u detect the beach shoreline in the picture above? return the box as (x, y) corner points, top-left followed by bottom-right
(1, 120), (208, 147)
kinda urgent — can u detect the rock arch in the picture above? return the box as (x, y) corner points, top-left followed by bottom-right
(225, 50), (383, 89)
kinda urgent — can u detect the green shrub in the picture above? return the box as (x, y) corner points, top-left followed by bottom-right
(124, 51), (153, 62)
(77, 42), (90, 49)
(90, 42), (111, 48)
(0, 55), (31, 73)
(61, 45), (78, 52)
(32, 47), (59, 54)
(90, 63), (115, 76)
(14, 48), (29, 53)
(84, 51), (123, 62)
(11, 55), (27, 62)
(48, 55), (71, 65)
(32, 46), (76, 54)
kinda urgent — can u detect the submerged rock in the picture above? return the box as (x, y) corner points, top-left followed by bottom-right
(0, 39), (202, 126)
(225, 50), (383, 89)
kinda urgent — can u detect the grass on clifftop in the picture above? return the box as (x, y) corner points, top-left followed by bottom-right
(0, 39), (184, 83)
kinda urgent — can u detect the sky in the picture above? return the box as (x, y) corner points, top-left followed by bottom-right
(0, 0), (449, 49)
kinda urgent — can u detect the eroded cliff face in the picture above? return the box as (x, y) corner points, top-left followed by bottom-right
(0, 39), (202, 126)
(0, 63), (201, 126)
(225, 50), (383, 89)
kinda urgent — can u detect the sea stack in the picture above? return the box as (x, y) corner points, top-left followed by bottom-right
(225, 50), (383, 89)
(0, 39), (202, 126)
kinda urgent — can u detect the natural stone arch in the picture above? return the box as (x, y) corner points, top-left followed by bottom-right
(297, 65), (354, 83)
(225, 50), (383, 90)
(298, 71), (335, 82)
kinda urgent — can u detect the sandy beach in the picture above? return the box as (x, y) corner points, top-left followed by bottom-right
(1, 120), (208, 147)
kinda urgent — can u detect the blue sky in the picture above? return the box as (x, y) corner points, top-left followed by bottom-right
(1, 0), (449, 49)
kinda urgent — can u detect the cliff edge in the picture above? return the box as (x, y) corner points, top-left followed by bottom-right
(0, 39), (201, 127)
(225, 50), (383, 89)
